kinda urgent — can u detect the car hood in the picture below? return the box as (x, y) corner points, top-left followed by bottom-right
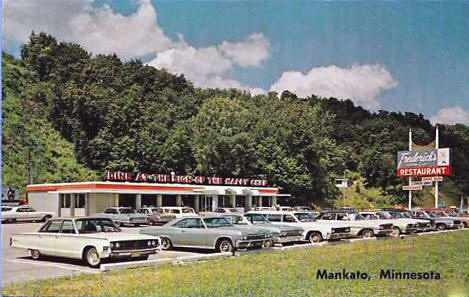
(87, 232), (157, 241)
(230, 225), (271, 235)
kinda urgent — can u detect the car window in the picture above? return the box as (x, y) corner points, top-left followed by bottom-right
(283, 215), (296, 222)
(294, 213), (314, 222)
(317, 213), (334, 220)
(170, 209), (181, 214)
(266, 214), (282, 222)
(40, 220), (62, 233)
(119, 208), (135, 214)
(60, 220), (76, 234)
(173, 218), (203, 228)
(182, 208), (195, 213)
(16, 208), (26, 212)
(25, 208), (36, 212)
(75, 218), (120, 233)
(104, 208), (117, 214)
(245, 214), (268, 224)
(203, 217), (233, 228)
(1, 207), (12, 212)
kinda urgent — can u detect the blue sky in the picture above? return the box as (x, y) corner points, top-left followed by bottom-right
(3, 1), (469, 124)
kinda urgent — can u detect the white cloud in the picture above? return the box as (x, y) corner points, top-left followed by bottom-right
(269, 64), (398, 109)
(218, 33), (270, 67)
(430, 106), (469, 125)
(3, 0), (176, 59)
(147, 34), (269, 94)
(4, 0), (269, 94)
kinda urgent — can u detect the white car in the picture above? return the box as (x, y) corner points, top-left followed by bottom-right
(2, 206), (55, 223)
(247, 210), (352, 243)
(155, 207), (198, 223)
(10, 217), (161, 267)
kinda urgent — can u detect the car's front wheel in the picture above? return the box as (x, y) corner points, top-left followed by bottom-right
(161, 237), (172, 250)
(216, 239), (234, 252)
(436, 223), (446, 231)
(30, 249), (41, 260)
(84, 247), (101, 267)
(308, 232), (322, 244)
(390, 227), (401, 237)
(361, 229), (374, 238)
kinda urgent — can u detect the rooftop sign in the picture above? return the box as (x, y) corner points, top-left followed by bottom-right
(105, 171), (269, 187)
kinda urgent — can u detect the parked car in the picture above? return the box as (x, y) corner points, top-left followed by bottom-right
(381, 209), (435, 232)
(315, 211), (394, 238)
(91, 207), (147, 227)
(442, 209), (469, 228)
(359, 211), (421, 236)
(252, 206), (276, 211)
(410, 209), (464, 230)
(222, 213), (303, 245)
(213, 208), (240, 214)
(153, 207), (198, 224)
(137, 207), (163, 225)
(140, 216), (273, 252)
(247, 210), (352, 243)
(1, 206), (55, 223)
(10, 217), (161, 267)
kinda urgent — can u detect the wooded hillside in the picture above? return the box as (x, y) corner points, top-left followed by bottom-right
(3, 32), (469, 207)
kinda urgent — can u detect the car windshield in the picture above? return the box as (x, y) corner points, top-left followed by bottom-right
(203, 217), (233, 228)
(119, 208), (135, 214)
(2, 207), (12, 212)
(182, 208), (195, 213)
(75, 218), (121, 233)
(294, 212), (314, 222)
(245, 214), (269, 224)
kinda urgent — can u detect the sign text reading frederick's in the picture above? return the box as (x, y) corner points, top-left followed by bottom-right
(396, 148), (450, 177)
(105, 171), (269, 187)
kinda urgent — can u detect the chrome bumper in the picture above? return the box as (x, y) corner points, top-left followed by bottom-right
(275, 235), (303, 243)
(377, 229), (394, 236)
(236, 238), (272, 248)
(108, 248), (158, 258)
(329, 232), (352, 240)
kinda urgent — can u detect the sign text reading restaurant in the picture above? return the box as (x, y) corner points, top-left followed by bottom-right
(105, 171), (269, 187)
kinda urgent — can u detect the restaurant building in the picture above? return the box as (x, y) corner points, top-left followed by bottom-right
(26, 171), (283, 217)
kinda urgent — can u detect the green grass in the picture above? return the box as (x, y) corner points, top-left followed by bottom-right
(3, 232), (469, 297)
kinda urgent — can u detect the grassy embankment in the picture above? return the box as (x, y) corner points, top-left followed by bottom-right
(3, 231), (469, 297)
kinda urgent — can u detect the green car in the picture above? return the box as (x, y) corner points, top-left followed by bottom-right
(139, 216), (273, 252)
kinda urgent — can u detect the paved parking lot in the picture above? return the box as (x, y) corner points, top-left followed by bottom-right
(1, 223), (208, 286)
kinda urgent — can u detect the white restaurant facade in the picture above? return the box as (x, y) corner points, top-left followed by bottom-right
(26, 172), (282, 217)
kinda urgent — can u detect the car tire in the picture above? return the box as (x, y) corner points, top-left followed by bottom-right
(263, 240), (274, 248)
(463, 222), (468, 228)
(436, 223), (446, 231)
(390, 227), (401, 237)
(216, 239), (234, 253)
(361, 229), (374, 238)
(308, 232), (322, 244)
(30, 249), (41, 260)
(41, 215), (52, 222)
(161, 237), (172, 250)
(84, 247), (101, 267)
(115, 221), (122, 227)
(134, 224), (140, 227)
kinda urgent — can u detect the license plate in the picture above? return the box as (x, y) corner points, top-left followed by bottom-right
(131, 252), (140, 257)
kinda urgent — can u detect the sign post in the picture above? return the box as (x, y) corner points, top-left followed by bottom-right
(408, 129), (413, 210)
(435, 125), (439, 208)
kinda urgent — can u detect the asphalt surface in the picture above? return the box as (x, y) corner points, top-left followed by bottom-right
(1, 222), (206, 286)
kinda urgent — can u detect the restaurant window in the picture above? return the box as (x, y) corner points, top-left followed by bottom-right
(75, 194), (85, 208)
(60, 194), (71, 208)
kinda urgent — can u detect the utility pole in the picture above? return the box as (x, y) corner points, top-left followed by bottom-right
(408, 129), (413, 210)
(435, 125), (439, 208)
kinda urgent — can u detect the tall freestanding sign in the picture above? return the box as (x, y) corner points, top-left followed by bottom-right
(396, 126), (450, 208)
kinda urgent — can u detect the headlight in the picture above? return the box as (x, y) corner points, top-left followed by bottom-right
(115, 242), (120, 249)
(152, 240), (157, 246)
(147, 240), (152, 246)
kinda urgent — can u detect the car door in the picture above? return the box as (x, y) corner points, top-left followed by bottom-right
(15, 207), (28, 221)
(170, 218), (206, 247)
(54, 219), (80, 258)
(37, 220), (62, 255)
(25, 207), (42, 220)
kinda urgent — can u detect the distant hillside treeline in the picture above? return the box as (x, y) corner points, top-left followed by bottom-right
(2, 32), (469, 206)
